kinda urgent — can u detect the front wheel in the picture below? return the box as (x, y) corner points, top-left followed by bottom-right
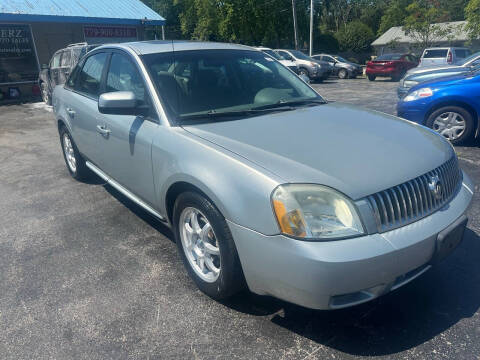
(173, 192), (245, 300)
(338, 68), (349, 79)
(367, 74), (376, 81)
(298, 68), (309, 78)
(426, 106), (474, 145)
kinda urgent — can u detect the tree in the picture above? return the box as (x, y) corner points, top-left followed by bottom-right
(465, 0), (480, 40)
(403, 0), (450, 49)
(378, 0), (411, 36)
(334, 21), (375, 53)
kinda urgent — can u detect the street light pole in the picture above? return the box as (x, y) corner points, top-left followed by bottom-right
(309, 0), (314, 56)
(291, 0), (299, 50)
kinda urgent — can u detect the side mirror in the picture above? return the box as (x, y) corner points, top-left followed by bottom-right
(98, 91), (148, 116)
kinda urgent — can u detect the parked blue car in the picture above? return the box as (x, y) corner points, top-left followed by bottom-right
(397, 71), (480, 144)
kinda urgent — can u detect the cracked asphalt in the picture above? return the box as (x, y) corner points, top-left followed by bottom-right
(1, 79), (479, 359)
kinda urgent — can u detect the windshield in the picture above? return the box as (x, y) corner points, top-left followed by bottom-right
(457, 51), (480, 66)
(262, 49), (283, 60)
(289, 50), (312, 61)
(333, 56), (348, 63)
(142, 49), (322, 121)
(376, 54), (403, 61)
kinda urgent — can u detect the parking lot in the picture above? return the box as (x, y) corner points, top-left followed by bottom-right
(1, 79), (480, 360)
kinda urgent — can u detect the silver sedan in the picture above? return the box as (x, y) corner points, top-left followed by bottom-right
(52, 41), (473, 310)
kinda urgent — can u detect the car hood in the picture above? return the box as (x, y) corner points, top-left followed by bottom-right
(408, 64), (459, 75)
(182, 103), (453, 200)
(410, 72), (475, 91)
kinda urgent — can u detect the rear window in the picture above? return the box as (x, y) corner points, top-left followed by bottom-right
(454, 49), (470, 58)
(376, 54), (402, 61)
(422, 49), (448, 58)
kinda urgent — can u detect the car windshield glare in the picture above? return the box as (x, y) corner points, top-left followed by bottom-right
(376, 54), (402, 61)
(262, 49), (283, 60)
(289, 50), (312, 61)
(141, 50), (322, 121)
(334, 56), (348, 63)
(457, 52), (480, 66)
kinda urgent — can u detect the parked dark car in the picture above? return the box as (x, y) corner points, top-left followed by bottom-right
(39, 43), (98, 104)
(397, 64), (480, 99)
(312, 54), (362, 79)
(366, 53), (418, 81)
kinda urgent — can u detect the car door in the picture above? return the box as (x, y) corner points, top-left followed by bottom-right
(63, 51), (110, 163)
(59, 49), (72, 85)
(95, 50), (159, 204)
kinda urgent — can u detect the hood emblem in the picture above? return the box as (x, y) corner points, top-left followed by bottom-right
(428, 175), (443, 200)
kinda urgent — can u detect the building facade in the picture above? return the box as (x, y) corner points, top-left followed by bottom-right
(0, 0), (164, 100)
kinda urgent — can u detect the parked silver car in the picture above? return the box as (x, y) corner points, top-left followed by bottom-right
(53, 41), (473, 310)
(419, 47), (471, 67)
(275, 49), (330, 81)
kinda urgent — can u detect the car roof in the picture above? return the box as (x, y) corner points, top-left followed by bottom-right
(95, 40), (254, 55)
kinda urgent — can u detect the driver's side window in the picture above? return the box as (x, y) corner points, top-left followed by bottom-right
(106, 53), (146, 104)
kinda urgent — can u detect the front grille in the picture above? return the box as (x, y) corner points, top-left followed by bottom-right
(367, 156), (462, 232)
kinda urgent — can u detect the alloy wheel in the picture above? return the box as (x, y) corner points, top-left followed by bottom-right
(432, 111), (466, 141)
(179, 207), (221, 283)
(63, 133), (77, 173)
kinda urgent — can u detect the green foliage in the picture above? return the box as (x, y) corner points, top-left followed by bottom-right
(334, 21), (375, 53)
(465, 0), (480, 40)
(378, 0), (411, 36)
(140, 0), (469, 53)
(403, 0), (450, 49)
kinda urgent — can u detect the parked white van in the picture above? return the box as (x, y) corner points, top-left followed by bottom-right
(419, 47), (471, 67)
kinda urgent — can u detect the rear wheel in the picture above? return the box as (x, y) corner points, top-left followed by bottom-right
(59, 126), (90, 180)
(338, 68), (348, 79)
(426, 106), (474, 145)
(173, 191), (245, 300)
(40, 82), (51, 105)
(367, 74), (376, 81)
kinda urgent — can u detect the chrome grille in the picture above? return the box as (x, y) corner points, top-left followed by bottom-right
(367, 156), (462, 232)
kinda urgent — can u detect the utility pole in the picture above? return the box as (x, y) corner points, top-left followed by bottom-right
(309, 0), (314, 56)
(291, 0), (299, 50)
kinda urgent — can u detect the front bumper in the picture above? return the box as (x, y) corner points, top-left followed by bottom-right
(228, 172), (473, 310)
(396, 100), (428, 124)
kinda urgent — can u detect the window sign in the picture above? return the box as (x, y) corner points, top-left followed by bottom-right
(84, 26), (138, 44)
(0, 24), (39, 85)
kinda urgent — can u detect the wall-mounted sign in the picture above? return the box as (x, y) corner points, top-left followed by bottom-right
(0, 24), (39, 85)
(84, 26), (138, 44)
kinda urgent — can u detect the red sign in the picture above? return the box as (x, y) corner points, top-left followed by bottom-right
(84, 26), (137, 39)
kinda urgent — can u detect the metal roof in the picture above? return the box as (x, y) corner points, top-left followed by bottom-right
(0, 0), (165, 25)
(372, 21), (467, 46)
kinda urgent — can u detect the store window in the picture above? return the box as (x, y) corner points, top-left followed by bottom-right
(0, 24), (39, 84)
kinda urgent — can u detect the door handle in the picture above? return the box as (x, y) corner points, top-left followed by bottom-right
(96, 125), (111, 137)
(66, 107), (75, 117)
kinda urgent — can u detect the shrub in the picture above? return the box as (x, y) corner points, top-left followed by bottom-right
(334, 21), (375, 53)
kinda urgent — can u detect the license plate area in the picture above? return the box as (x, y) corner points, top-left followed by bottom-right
(433, 215), (467, 263)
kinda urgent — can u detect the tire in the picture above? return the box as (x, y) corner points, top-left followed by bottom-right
(392, 72), (405, 82)
(299, 68), (309, 78)
(367, 74), (376, 81)
(40, 82), (51, 105)
(338, 68), (348, 79)
(59, 125), (91, 180)
(173, 191), (245, 300)
(426, 106), (475, 145)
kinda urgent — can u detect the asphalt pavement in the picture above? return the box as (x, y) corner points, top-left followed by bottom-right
(0, 79), (479, 359)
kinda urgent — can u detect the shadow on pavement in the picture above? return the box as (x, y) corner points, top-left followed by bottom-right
(225, 228), (480, 356)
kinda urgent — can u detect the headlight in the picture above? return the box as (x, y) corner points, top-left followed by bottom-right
(403, 87), (433, 102)
(403, 80), (419, 88)
(272, 184), (365, 240)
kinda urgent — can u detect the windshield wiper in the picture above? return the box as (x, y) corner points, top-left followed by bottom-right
(252, 98), (326, 110)
(179, 107), (296, 121)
